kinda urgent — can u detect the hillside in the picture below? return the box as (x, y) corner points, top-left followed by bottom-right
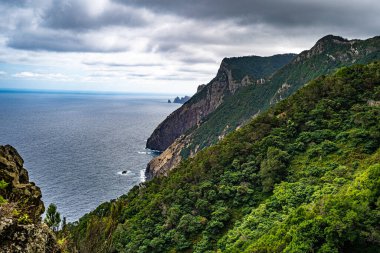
(147, 35), (380, 178)
(67, 62), (380, 252)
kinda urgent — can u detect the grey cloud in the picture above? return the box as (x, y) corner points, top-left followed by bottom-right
(7, 30), (128, 52)
(178, 55), (217, 65)
(116, 0), (380, 33)
(0, 0), (28, 6)
(83, 61), (163, 67)
(3, 0), (379, 62)
(154, 75), (195, 81)
(43, 0), (148, 31)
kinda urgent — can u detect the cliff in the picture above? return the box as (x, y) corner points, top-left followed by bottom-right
(146, 54), (295, 151)
(146, 59), (241, 151)
(0, 145), (60, 253)
(146, 35), (380, 178)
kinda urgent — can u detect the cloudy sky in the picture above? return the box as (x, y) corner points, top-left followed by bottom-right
(0, 0), (378, 94)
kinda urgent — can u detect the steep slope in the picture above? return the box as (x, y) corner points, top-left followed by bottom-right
(146, 54), (295, 151)
(0, 145), (60, 253)
(147, 35), (380, 178)
(68, 62), (380, 253)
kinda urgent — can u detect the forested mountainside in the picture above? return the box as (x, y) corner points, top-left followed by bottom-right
(0, 145), (60, 253)
(67, 62), (380, 253)
(146, 35), (380, 179)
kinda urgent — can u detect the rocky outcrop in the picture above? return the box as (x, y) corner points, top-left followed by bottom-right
(173, 96), (191, 104)
(0, 145), (44, 222)
(294, 35), (350, 63)
(146, 59), (248, 151)
(0, 220), (59, 253)
(0, 145), (60, 253)
(146, 136), (189, 179)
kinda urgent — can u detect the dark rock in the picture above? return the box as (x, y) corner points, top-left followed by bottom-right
(146, 59), (245, 151)
(197, 84), (206, 93)
(173, 96), (190, 104)
(0, 145), (44, 222)
(0, 145), (60, 253)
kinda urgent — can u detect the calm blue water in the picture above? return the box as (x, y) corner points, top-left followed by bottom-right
(0, 90), (180, 221)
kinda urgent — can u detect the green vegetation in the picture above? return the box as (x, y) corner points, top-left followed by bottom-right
(0, 179), (8, 204)
(223, 54), (296, 81)
(67, 62), (380, 252)
(182, 35), (380, 157)
(45, 203), (62, 232)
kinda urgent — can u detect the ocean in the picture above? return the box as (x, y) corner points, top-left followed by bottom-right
(0, 90), (180, 221)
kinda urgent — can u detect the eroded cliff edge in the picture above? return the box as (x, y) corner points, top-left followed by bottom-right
(0, 145), (60, 253)
(146, 54), (295, 152)
(146, 60), (244, 152)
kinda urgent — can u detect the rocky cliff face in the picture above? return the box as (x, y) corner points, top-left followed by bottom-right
(146, 135), (191, 179)
(146, 54), (295, 152)
(146, 59), (246, 151)
(146, 54), (296, 177)
(146, 35), (380, 179)
(0, 145), (60, 253)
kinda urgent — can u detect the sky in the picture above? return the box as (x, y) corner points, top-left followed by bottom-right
(0, 0), (379, 94)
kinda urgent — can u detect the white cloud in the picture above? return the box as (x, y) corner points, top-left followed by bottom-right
(13, 71), (71, 81)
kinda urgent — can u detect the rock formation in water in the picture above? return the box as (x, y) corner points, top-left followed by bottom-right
(173, 96), (190, 104)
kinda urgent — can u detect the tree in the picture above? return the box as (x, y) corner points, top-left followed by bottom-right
(61, 216), (67, 232)
(44, 203), (61, 232)
(260, 147), (290, 192)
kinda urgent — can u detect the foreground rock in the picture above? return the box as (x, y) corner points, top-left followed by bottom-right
(0, 145), (60, 253)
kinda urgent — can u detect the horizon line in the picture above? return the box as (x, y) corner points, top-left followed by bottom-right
(0, 87), (192, 97)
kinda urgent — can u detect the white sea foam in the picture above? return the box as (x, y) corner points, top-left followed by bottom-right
(138, 149), (162, 156)
(140, 169), (146, 182)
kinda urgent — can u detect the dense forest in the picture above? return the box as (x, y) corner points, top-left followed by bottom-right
(65, 62), (380, 252)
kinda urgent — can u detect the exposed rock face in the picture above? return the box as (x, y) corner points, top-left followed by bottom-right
(146, 136), (188, 179)
(0, 145), (60, 253)
(146, 54), (297, 177)
(293, 35), (350, 62)
(146, 59), (247, 151)
(0, 145), (44, 222)
(0, 220), (59, 253)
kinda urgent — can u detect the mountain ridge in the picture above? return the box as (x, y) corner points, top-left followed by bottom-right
(146, 35), (380, 178)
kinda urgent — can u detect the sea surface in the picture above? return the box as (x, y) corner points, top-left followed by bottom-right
(0, 90), (180, 221)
